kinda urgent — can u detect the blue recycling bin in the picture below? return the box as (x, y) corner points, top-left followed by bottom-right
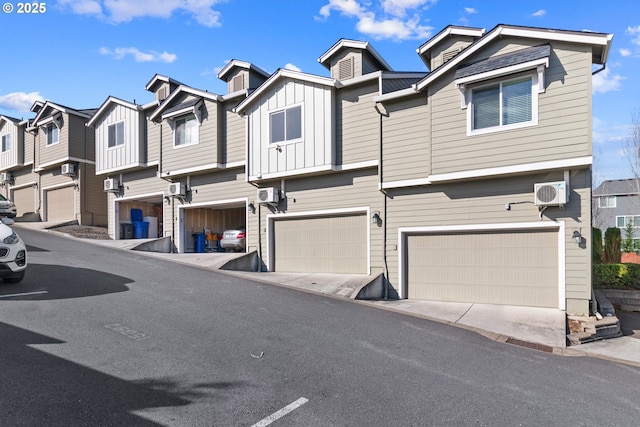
(131, 208), (143, 222)
(193, 233), (206, 253)
(133, 221), (149, 239)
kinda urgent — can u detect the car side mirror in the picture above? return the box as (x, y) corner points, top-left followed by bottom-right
(1, 217), (15, 225)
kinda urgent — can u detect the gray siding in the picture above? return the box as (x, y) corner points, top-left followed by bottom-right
(224, 102), (246, 164)
(0, 120), (21, 168)
(336, 81), (379, 165)
(383, 169), (592, 313)
(429, 37), (475, 70)
(429, 39), (592, 175)
(330, 48), (363, 80)
(161, 97), (219, 174)
(381, 94), (430, 182)
(69, 114), (93, 160)
(146, 118), (161, 164)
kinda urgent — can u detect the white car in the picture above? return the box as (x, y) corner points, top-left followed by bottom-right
(0, 217), (27, 283)
(0, 194), (17, 219)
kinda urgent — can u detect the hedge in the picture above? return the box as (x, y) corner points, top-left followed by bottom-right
(593, 263), (640, 290)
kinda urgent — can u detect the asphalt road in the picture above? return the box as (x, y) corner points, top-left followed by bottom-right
(1, 228), (640, 426)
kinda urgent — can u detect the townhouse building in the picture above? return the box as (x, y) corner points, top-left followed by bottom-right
(86, 23), (611, 316)
(1, 101), (106, 225)
(593, 178), (640, 244)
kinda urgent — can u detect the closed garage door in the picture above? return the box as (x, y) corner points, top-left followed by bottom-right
(407, 229), (558, 308)
(273, 214), (367, 274)
(12, 187), (35, 216)
(46, 186), (75, 222)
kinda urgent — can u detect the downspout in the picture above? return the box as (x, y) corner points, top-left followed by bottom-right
(374, 102), (390, 299)
(82, 122), (97, 225)
(592, 64), (606, 76)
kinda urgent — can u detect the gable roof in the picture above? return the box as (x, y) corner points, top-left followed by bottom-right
(454, 44), (550, 80)
(375, 24), (613, 103)
(594, 179), (640, 196)
(148, 85), (221, 122)
(144, 74), (185, 92)
(31, 100), (95, 126)
(416, 25), (486, 68)
(233, 68), (336, 115)
(0, 115), (21, 126)
(86, 96), (143, 128)
(318, 39), (393, 71)
(217, 59), (270, 81)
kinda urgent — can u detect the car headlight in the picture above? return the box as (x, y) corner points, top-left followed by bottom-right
(4, 232), (20, 245)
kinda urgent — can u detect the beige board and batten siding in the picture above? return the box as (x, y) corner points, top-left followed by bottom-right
(336, 81), (380, 165)
(386, 170), (591, 314)
(429, 39), (593, 175)
(161, 98), (219, 174)
(95, 103), (143, 172)
(380, 94), (430, 183)
(247, 77), (333, 177)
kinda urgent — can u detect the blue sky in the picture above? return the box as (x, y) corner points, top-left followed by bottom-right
(0, 0), (637, 184)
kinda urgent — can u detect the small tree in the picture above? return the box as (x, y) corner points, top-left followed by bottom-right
(603, 227), (622, 264)
(592, 227), (603, 263)
(622, 220), (638, 253)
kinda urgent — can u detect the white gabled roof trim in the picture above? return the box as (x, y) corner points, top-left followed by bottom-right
(148, 85), (221, 122)
(87, 96), (142, 127)
(455, 57), (549, 86)
(318, 39), (393, 71)
(234, 69), (336, 115)
(416, 26), (485, 56)
(217, 59), (270, 80)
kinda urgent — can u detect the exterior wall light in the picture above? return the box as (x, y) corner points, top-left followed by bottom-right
(372, 212), (382, 226)
(572, 230), (582, 245)
(247, 202), (256, 213)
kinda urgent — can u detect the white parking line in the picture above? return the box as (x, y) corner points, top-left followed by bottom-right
(0, 291), (48, 299)
(251, 397), (309, 427)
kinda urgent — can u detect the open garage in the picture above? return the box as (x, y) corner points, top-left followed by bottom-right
(179, 201), (247, 253)
(403, 224), (562, 308)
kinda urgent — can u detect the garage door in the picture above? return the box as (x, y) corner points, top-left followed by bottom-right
(12, 187), (35, 216)
(407, 229), (558, 308)
(273, 214), (367, 274)
(46, 186), (75, 222)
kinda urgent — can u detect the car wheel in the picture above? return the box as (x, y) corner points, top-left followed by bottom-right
(4, 271), (25, 283)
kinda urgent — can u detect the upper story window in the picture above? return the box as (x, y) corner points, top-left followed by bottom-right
(46, 123), (59, 146)
(617, 215), (640, 228)
(174, 114), (199, 147)
(469, 75), (535, 134)
(108, 121), (125, 148)
(1, 134), (9, 152)
(599, 196), (617, 208)
(270, 105), (302, 145)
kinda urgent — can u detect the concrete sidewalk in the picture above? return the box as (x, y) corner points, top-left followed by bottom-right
(16, 222), (640, 367)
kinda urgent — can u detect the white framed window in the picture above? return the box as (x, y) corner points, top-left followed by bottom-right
(1, 134), (9, 152)
(46, 123), (59, 146)
(599, 196), (616, 208)
(269, 105), (302, 145)
(107, 121), (125, 148)
(467, 74), (537, 135)
(174, 114), (199, 147)
(617, 215), (640, 228)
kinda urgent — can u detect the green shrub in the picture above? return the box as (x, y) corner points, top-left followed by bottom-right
(592, 227), (603, 264)
(603, 227), (621, 264)
(593, 263), (640, 289)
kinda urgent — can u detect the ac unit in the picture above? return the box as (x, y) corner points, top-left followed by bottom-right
(61, 163), (75, 176)
(167, 182), (186, 197)
(0, 172), (11, 183)
(103, 178), (119, 192)
(534, 181), (568, 206)
(257, 187), (279, 204)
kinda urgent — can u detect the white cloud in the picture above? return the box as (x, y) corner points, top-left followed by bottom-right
(0, 91), (44, 113)
(284, 63), (302, 72)
(58, 0), (222, 27)
(620, 48), (632, 57)
(628, 25), (640, 45)
(318, 0), (433, 40)
(464, 7), (477, 14)
(99, 47), (177, 63)
(592, 68), (624, 94)
(532, 9), (546, 17)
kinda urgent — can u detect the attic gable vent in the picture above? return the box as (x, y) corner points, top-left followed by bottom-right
(232, 74), (245, 92)
(338, 57), (354, 80)
(442, 48), (461, 64)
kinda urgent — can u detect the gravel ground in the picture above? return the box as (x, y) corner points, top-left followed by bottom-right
(49, 225), (111, 240)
